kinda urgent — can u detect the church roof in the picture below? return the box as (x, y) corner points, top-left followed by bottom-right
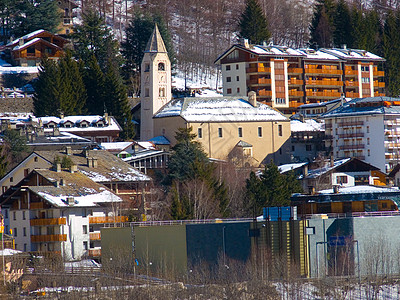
(154, 97), (288, 122)
(145, 24), (167, 53)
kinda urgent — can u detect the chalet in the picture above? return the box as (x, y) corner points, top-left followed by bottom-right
(6, 30), (67, 66)
(1, 169), (124, 260)
(57, 0), (78, 35)
(301, 157), (386, 194)
(100, 141), (135, 158)
(0, 148), (152, 218)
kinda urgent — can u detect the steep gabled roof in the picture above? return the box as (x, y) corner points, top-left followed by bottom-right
(145, 24), (167, 53)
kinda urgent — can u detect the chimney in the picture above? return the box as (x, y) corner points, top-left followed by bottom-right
(333, 185), (340, 194)
(70, 164), (77, 173)
(342, 44), (347, 50)
(39, 119), (43, 127)
(19, 38), (24, 46)
(330, 156), (334, 167)
(92, 157), (98, 168)
(56, 163), (61, 173)
(60, 112), (64, 119)
(53, 127), (59, 136)
(87, 157), (92, 167)
(303, 164), (308, 177)
(54, 180), (59, 188)
(65, 146), (72, 155)
(83, 149), (90, 158)
(104, 112), (110, 124)
(248, 91), (257, 107)
(67, 196), (75, 206)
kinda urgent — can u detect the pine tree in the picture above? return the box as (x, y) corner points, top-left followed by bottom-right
(83, 55), (105, 115)
(309, 0), (336, 48)
(383, 10), (400, 97)
(238, 0), (270, 45)
(103, 61), (135, 139)
(72, 9), (121, 70)
(333, 0), (353, 48)
(0, 146), (8, 178)
(33, 58), (60, 117)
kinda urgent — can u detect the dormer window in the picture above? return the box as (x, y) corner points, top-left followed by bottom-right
(158, 62), (165, 71)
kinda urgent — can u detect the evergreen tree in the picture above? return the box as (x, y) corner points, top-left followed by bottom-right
(0, 146), (8, 178)
(383, 10), (400, 97)
(103, 61), (135, 140)
(33, 58), (60, 116)
(121, 12), (175, 95)
(309, 0), (336, 48)
(245, 161), (303, 215)
(72, 10), (121, 70)
(333, 0), (353, 48)
(83, 55), (105, 115)
(238, 0), (270, 45)
(13, 0), (61, 37)
(2, 129), (29, 164)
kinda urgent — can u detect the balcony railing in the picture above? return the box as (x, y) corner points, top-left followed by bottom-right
(345, 81), (359, 87)
(289, 90), (304, 97)
(288, 68), (303, 73)
(289, 79), (303, 85)
(339, 144), (365, 150)
(374, 71), (384, 77)
(374, 81), (385, 88)
(89, 233), (101, 240)
(338, 133), (364, 138)
(248, 78), (271, 85)
(337, 121), (364, 127)
(30, 218), (66, 226)
(306, 80), (343, 86)
(246, 67), (271, 73)
(345, 92), (360, 98)
(305, 68), (342, 75)
(289, 101), (304, 108)
(345, 70), (358, 76)
(89, 249), (101, 257)
(89, 216), (128, 224)
(31, 234), (67, 243)
(306, 91), (342, 98)
(258, 90), (272, 96)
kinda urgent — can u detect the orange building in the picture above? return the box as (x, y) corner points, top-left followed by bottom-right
(6, 30), (68, 66)
(215, 42), (385, 114)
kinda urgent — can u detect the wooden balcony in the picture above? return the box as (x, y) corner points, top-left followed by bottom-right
(306, 80), (343, 86)
(89, 232), (101, 240)
(337, 121), (364, 127)
(288, 68), (303, 74)
(289, 101), (304, 108)
(374, 71), (384, 77)
(289, 79), (303, 85)
(345, 92), (360, 98)
(306, 91), (342, 98)
(339, 144), (365, 150)
(338, 133), (364, 138)
(30, 202), (44, 210)
(258, 90), (272, 97)
(30, 218), (66, 226)
(374, 92), (385, 97)
(31, 234), (67, 243)
(89, 249), (101, 257)
(246, 67), (271, 73)
(248, 78), (271, 85)
(374, 81), (385, 88)
(345, 70), (358, 76)
(345, 81), (359, 87)
(288, 90), (304, 97)
(89, 216), (128, 224)
(305, 68), (342, 75)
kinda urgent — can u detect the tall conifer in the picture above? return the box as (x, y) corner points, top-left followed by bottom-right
(83, 55), (105, 115)
(238, 0), (270, 45)
(309, 0), (336, 48)
(333, 0), (353, 48)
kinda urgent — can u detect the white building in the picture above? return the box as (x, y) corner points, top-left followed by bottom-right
(1, 169), (124, 260)
(322, 96), (400, 172)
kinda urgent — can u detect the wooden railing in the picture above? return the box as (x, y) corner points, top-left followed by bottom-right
(31, 234), (67, 243)
(30, 218), (66, 226)
(374, 81), (385, 87)
(345, 70), (358, 75)
(287, 68), (303, 73)
(345, 92), (360, 98)
(89, 232), (101, 240)
(337, 121), (364, 127)
(306, 68), (342, 75)
(306, 91), (342, 97)
(306, 80), (343, 86)
(288, 90), (304, 97)
(89, 216), (128, 224)
(258, 90), (272, 96)
(289, 79), (303, 85)
(345, 81), (359, 87)
(374, 71), (384, 76)
(89, 249), (101, 257)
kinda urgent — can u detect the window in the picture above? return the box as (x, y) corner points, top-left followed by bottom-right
(83, 241), (88, 250)
(4, 210), (7, 219)
(144, 63), (150, 72)
(226, 77), (231, 82)
(236, 76), (239, 81)
(279, 148), (282, 155)
(5, 226), (8, 234)
(337, 176), (348, 184)
(227, 88), (232, 94)
(367, 126), (369, 133)
(159, 88), (165, 97)
(145, 88), (149, 97)
(226, 65), (231, 71)
(237, 87), (240, 93)
(238, 127), (243, 137)
(276, 98), (286, 104)
(367, 138), (370, 145)
(236, 64), (239, 70)
(22, 211), (25, 220)
(2, 186), (7, 193)
(83, 225), (87, 234)
(90, 241), (94, 248)
(89, 226), (94, 233)
(218, 128), (223, 138)
(13, 228), (17, 237)
(278, 124), (283, 136)
(368, 149), (370, 156)
(34, 157), (38, 162)
(158, 62), (165, 71)
(258, 127), (262, 137)
(306, 144), (312, 151)
(361, 77), (370, 83)
(13, 211), (16, 220)
(27, 47), (35, 55)
(10, 177), (13, 183)
(23, 227), (26, 237)
(24, 244), (27, 252)
(292, 145), (295, 151)
(361, 66), (370, 72)
(198, 128), (202, 139)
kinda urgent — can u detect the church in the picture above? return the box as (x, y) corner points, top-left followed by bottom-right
(140, 26), (291, 167)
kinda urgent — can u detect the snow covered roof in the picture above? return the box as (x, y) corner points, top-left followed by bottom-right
(304, 158), (351, 179)
(321, 48), (385, 61)
(297, 48), (342, 61)
(100, 142), (133, 151)
(35, 149), (151, 182)
(236, 140), (252, 147)
(136, 141), (156, 150)
(318, 185), (399, 195)
(278, 162), (308, 173)
(12, 37), (61, 51)
(321, 97), (400, 118)
(154, 97), (288, 122)
(6, 29), (45, 47)
(0, 249), (22, 256)
(290, 119), (324, 132)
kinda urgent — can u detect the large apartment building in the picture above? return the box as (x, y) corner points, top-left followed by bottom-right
(322, 96), (400, 173)
(215, 42), (385, 114)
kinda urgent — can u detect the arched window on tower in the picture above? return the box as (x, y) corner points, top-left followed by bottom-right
(159, 88), (165, 97)
(158, 62), (165, 71)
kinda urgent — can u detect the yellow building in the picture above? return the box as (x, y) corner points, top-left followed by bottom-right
(153, 92), (291, 167)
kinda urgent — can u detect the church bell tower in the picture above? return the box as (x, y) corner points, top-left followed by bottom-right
(140, 24), (171, 141)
